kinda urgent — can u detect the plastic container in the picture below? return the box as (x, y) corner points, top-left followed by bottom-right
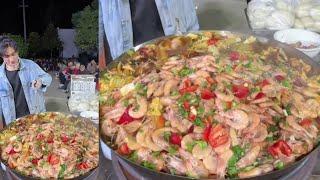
(274, 28), (320, 58)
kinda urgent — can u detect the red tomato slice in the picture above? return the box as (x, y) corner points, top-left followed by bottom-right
(208, 124), (229, 148)
(188, 113), (196, 121)
(118, 143), (131, 155)
(254, 92), (265, 100)
(232, 85), (249, 99)
(201, 89), (216, 100)
(170, 133), (182, 146)
(32, 158), (40, 165)
(47, 137), (54, 143)
(7, 148), (16, 155)
(179, 85), (198, 94)
(48, 154), (60, 165)
(268, 140), (292, 158)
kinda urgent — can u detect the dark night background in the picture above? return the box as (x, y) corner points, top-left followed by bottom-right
(0, 0), (93, 35)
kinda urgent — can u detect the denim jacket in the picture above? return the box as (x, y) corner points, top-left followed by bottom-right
(100, 0), (199, 59)
(0, 59), (52, 125)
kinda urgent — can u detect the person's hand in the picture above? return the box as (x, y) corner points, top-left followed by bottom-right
(32, 79), (42, 89)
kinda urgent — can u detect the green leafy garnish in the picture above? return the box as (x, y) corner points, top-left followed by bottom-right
(268, 125), (279, 132)
(168, 146), (177, 155)
(58, 164), (66, 178)
(225, 65), (233, 73)
(227, 145), (245, 177)
(170, 90), (179, 96)
(266, 136), (274, 142)
(142, 161), (156, 170)
(194, 118), (204, 127)
(284, 104), (292, 116)
(275, 161), (284, 170)
(105, 97), (116, 106)
(152, 151), (161, 157)
(122, 99), (129, 107)
(186, 141), (196, 152)
(197, 106), (205, 117)
(128, 151), (138, 162)
(196, 140), (208, 149)
(272, 116), (282, 124)
(135, 83), (147, 96)
(164, 132), (171, 142)
(282, 79), (292, 89)
(178, 67), (194, 77)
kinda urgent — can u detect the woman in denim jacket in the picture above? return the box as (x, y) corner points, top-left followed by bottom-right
(0, 37), (52, 127)
(100, 0), (199, 60)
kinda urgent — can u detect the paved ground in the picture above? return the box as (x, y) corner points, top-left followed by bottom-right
(45, 72), (69, 113)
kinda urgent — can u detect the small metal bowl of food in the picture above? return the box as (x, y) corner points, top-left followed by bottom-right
(274, 28), (320, 59)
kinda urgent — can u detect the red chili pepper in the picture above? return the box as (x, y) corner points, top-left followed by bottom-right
(183, 101), (190, 110)
(229, 51), (240, 61)
(207, 37), (220, 46)
(188, 125), (194, 133)
(170, 133), (182, 146)
(275, 75), (285, 82)
(203, 124), (212, 141)
(232, 85), (249, 99)
(268, 140), (292, 158)
(184, 79), (192, 87)
(118, 143), (131, 155)
(117, 108), (135, 125)
(201, 89), (216, 100)
(76, 162), (89, 170)
(299, 119), (312, 128)
(254, 92), (266, 100)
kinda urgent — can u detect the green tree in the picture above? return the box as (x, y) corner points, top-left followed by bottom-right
(5, 34), (28, 57)
(27, 32), (41, 57)
(72, 0), (98, 52)
(41, 23), (62, 58)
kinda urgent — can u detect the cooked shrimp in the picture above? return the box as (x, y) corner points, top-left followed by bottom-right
(214, 138), (231, 155)
(192, 143), (212, 160)
(238, 167), (263, 178)
(251, 97), (269, 104)
(262, 84), (278, 97)
(203, 153), (218, 174)
(152, 127), (177, 150)
(163, 79), (179, 96)
(128, 96), (148, 119)
(125, 135), (142, 150)
(160, 96), (175, 106)
(144, 132), (162, 151)
(237, 145), (261, 168)
(222, 109), (249, 130)
(147, 82), (157, 98)
(286, 116), (313, 139)
(178, 148), (209, 178)
(216, 149), (233, 178)
(251, 123), (268, 143)
(181, 134), (195, 150)
(153, 81), (165, 97)
(230, 128), (239, 146)
(103, 106), (126, 120)
(243, 113), (260, 134)
(123, 120), (142, 134)
(215, 91), (234, 102)
(164, 155), (187, 175)
(259, 164), (274, 173)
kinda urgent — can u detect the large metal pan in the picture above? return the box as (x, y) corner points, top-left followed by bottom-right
(100, 30), (320, 180)
(0, 112), (99, 180)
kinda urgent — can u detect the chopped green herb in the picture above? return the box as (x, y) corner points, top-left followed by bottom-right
(244, 60), (253, 68)
(170, 90), (179, 96)
(227, 166), (239, 178)
(122, 99), (129, 107)
(194, 118), (204, 127)
(178, 107), (188, 118)
(275, 161), (284, 170)
(272, 116), (282, 124)
(284, 104), (292, 115)
(152, 151), (161, 158)
(135, 83), (147, 96)
(168, 146), (177, 155)
(186, 141), (196, 152)
(250, 86), (261, 94)
(142, 161), (156, 170)
(197, 106), (205, 117)
(225, 65), (233, 73)
(178, 67), (194, 77)
(164, 132), (171, 142)
(105, 97), (116, 106)
(207, 109), (216, 116)
(282, 79), (292, 89)
(232, 145), (245, 158)
(128, 151), (138, 162)
(232, 101), (239, 108)
(266, 136), (274, 142)
(268, 125), (279, 133)
(58, 164), (67, 178)
(242, 165), (255, 172)
(196, 140), (208, 149)
(189, 95), (200, 106)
